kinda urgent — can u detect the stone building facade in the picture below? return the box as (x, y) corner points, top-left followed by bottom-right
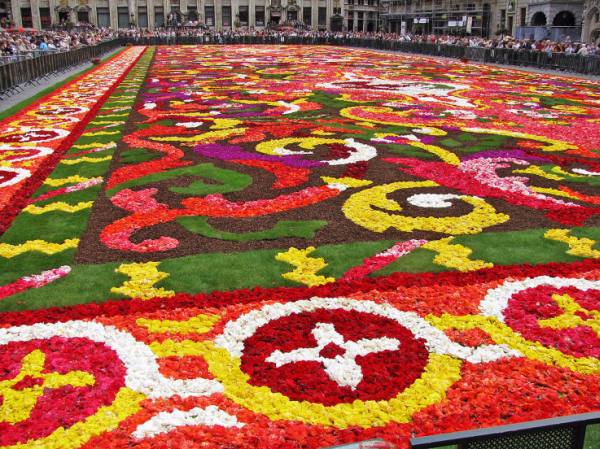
(381, 0), (596, 41)
(513, 0), (584, 40)
(3, 0), (597, 40)
(582, 0), (600, 41)
(344, 0), (380, 32)
(381, 0), (496, 36)
(6, 0), (343, 30)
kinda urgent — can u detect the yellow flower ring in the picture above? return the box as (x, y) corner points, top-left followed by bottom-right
(201, 297), (518, 429)
(342, 181), (509, 234)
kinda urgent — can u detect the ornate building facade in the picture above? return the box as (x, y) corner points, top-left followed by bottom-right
(381, 0), (498, 35)
(381, 0), (597, 41)
(3, 0), (597, 39)
(344, 0), (380, 32)
(512, 0), (584, 41)
(582, 0), (600, 41)
(6, 0), (343, 29)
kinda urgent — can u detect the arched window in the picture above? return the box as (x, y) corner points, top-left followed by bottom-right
(531, 11), (546, 26)
(553, 10), (576, 26)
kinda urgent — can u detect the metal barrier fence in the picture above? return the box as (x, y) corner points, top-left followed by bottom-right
(0, 39), (123, 98)
(410, 411), (600, 449)
(122, 36), (600, 76)
(0, 49), (63, 66)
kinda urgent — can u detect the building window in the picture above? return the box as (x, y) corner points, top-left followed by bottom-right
(138, 6), (148, 27)
(39, 7), (51, 28)
(97, 7), (110, 27)
(255, 5), (264, 25)
(167, 9), (181, 26)
(205, 5), (214, 26)
(187, 6), (198, 22)
(303, 6), (311, 23)
(77, 9), (89, 23)
(20, 7), (32, 27)
(318, 6), (326, 25)
(155, 6), (164, 27)
(117, 6), (129, 28)
(500, 9), (506, 29)
(520, 7), (526, 26)
(222, 5), (231, 26)
(0, 2), (9, 24)
(239, 5), (248, 25)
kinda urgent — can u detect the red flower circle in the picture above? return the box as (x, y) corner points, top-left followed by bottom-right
(503, 285), (600, 358)
(240, 308), (429, 405)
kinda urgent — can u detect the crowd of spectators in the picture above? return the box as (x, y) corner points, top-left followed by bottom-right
(397, 33), (600, 56)
(119, 27), (600, 55)
(1, 23), (599, 58)
(0, 27), (116, 57)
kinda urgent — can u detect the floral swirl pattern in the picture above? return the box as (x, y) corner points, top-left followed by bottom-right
(0, 45), (599, 448)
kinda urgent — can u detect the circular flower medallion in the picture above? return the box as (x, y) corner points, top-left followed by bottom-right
(240, 308), (430, 405)
(205, 297), (466, 428)
(0, 127), (69, 144)
(479, 276), (600, 373)
(31, 105), (89, 117)
(0, 337), (126, 446)
(503, 285), (600, 359)
(0, 145), (53, 163)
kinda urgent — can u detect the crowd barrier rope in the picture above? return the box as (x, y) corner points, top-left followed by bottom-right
(0, 39), (123, 99)
(121, 35), (600, 76)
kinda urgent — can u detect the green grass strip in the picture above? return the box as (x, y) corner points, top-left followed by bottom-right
(177, 217), (328, 241)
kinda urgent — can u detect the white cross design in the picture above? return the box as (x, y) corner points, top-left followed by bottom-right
(265, 322), (401, 390)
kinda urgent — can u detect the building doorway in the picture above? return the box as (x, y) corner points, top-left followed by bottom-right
(530, 11), (546, 26)
(553, 10), (575, 27)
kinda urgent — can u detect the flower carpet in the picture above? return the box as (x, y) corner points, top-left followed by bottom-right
(0, 45), (599, 448)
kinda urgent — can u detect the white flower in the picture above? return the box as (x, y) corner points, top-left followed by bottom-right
(132, 406), (244, 440)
